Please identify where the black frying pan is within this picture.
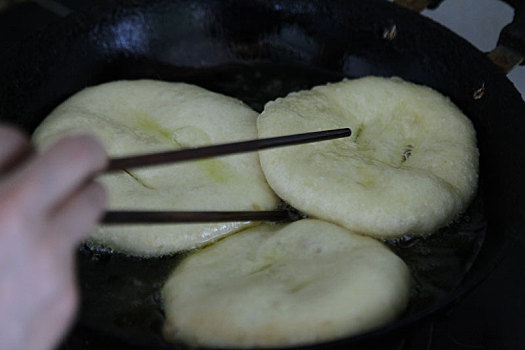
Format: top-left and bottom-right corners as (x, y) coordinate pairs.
(1, 0), (525, 349)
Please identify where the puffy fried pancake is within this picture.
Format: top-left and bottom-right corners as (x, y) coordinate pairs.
(257, 77), (478, 238)
(33, 80), (279, 257)
(162, 219), (410, 347)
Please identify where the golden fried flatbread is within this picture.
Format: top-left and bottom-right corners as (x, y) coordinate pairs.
(33, 80), (279, 257)
(257, 77), (478, 238)
(162, 219), (410, 347)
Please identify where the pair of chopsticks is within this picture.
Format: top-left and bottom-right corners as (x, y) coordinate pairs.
(102, 128), (351, 224)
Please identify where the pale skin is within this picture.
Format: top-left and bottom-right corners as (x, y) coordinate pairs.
(0, 125), (108, 350)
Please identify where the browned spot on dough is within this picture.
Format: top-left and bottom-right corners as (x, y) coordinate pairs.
(248, 264), (273, 275)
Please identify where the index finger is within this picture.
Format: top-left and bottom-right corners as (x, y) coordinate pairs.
(22, 135), (108, 214)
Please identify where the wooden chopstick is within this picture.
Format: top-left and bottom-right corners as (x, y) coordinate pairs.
(102, 210), (292, 224)
(102, 128), (350, 224)
(105, 128), (351, 172)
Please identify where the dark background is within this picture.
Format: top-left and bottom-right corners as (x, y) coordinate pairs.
(1, 1), (524, 349)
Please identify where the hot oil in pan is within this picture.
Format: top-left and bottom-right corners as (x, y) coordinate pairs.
(386, 193), (486, 314)
(76, 63), (487, 347)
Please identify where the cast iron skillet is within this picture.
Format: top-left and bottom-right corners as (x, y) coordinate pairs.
(1, 0), (525, 349)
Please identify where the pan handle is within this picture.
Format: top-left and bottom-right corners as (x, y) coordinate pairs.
(394, 0), (525, 74)
(489, 0), (525, 73)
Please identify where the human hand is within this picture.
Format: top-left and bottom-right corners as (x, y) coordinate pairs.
(0, 125), (107, 350)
